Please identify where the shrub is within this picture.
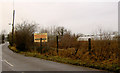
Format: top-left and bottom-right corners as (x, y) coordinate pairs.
(15, 21), (36, 51)
(2, 34), (5, 43)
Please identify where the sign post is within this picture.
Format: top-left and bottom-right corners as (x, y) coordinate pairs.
(34, 33), (47, 53)
(34, 33), (47, 42)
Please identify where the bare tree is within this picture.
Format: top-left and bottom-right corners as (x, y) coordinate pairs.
(54, 26), (67, 36)
(98, 27), (103, 40)
(15, 21), (37, 51)
(1, 30), (6, 43)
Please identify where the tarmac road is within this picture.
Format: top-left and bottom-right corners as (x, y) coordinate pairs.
(1, 42), (111, 73)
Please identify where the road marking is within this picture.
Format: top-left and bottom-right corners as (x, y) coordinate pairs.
(4, 60), (14, 67)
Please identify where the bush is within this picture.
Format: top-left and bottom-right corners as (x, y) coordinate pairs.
(8, 33), (15, 46)
(15, 21), (36, 51)
(2, 34), (5, 43)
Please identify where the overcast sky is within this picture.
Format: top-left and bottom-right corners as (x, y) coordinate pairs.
(0, 0), (119, 34)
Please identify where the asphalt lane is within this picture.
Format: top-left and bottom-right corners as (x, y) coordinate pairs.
(2, 42), (111, 73)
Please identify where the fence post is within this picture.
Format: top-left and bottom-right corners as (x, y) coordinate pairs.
(88, 38), (91, 55)
(40, 38), (42, 54)
(56, 36), (58, 55)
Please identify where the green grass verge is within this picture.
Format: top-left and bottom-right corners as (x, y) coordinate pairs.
(8, 45), (120, 72)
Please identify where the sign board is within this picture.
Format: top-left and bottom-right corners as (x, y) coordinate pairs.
(34, 33), (47, 42)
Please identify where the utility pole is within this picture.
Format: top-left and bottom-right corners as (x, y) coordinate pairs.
(12, 10), (15, 46)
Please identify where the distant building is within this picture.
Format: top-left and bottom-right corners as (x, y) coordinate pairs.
(77, 34), (117, 41)
(77, 35), (94, 41)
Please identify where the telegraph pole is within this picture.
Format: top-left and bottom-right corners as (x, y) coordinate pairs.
(12, 10), (15, 46)
(11, 0), (15, 46)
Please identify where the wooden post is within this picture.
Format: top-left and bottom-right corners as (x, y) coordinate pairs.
(118, 2), (120, 67)
(118, 35), (120, 67)
(40, 38), (42, 54)
(56, 36), (58, 55)
(88, 38), (91, 55)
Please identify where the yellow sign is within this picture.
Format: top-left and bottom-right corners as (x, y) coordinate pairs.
(34, 33), (47, 42)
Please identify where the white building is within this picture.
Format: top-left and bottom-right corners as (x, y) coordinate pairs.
(77, 34), (116, 41)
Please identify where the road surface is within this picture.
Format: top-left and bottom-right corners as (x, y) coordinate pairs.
(1, 42), (111, 73)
